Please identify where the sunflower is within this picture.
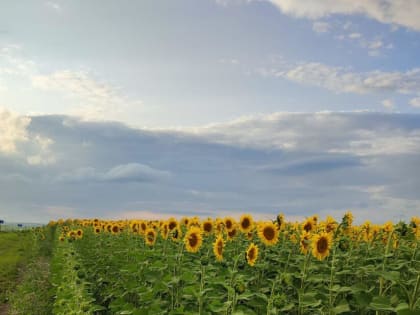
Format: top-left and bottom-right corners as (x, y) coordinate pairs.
(224, 217), (235, 231)
(227, 226), (238, 241)
(184, 227), (203, 253)
(302, 218), (315, 233)
(276, 213), (285, 230)
(215, 218), (224, 234)
(246, 231), (254, 241)
(145, 228), (157, 246)
(67, 230), (76, 240)
(161, 223), (169, 240)
(239, 214), (253, 233)
(181, 217), (190, 227)
(323, 216), (337, 234)
(257, 222), (279, 246)
(311, 232), (332, 260)
(59, 236), (65, 242)
(171, 227), (182, 242)
(342, 211), (354, 228)
(139, 221), (147, 234)
(111, 224), (120, 235)
(76, 229), (83, 239)
(94, 227), (101, 234)
(168, 217), (178, 231)
(213, 235), (224, 261)
(130, 222), (139, 234)
(246, 243), (259, 266)
(202, 218), (213, 235)
(300, 231), (311, 254)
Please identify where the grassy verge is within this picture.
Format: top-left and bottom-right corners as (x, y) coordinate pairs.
(0, 231), (33, 306)
(7, 226), (55, 315)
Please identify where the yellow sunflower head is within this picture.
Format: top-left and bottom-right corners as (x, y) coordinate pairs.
(302, 218), (315, 233)
(213, 235), (224, 261)
(145, 228), (157, 246)
(257, 221), (279, 246)
(181, 217), (190, 227)
(239, 214), (253, 233)
(161, 223), (169, 239)
(202, 219), (214, 235)
(342, 211), (354, 228)
(224, 217), (235, 231)
(94, 227), (101, 234)
(311, 232), (333, 260)
(171, 227), (182, 242)
(168, 217), (178, 231)
(300, 231), (311, 254)
(76, 229), (83, 239)
(184, 227), (203, 253)
(227, 225), (238, 241)
(276, 213), (285, 230)
(246, 243), (259, 266)
(111, 224), (120, 235)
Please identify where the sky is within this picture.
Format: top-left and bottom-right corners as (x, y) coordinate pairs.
(0, 0), (419, 223)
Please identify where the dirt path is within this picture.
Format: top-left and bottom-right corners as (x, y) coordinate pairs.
(0, 303), (9, 315)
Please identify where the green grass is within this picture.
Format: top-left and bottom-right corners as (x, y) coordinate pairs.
(0, 231), (33, 304)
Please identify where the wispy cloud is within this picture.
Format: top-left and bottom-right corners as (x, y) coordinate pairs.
(312, 21), (330, 33)
(32, 70), (142, 121)
(267, 0), (420, 31)
(44, 1), (62, 12)
(258, 61), (420, 100)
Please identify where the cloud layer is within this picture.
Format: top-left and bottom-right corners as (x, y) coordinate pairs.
(0, 112), (419, 223)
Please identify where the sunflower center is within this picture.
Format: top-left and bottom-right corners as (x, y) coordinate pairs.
(169, 222), (177, 230)
(112, 226), (119, 233)
(189, 233), (198, 247)
(248, 248), (255, 260)
(217, 241), (223, 255)
(226, 220), (232, 229)
(241, 218), (250, 229)
(228, 228), (237, 238)
(147, 232), (155, 242)
(317, 237), (328, 253)
(204, 222), (212, 232)
(304, 222), (312, 232)
(263, 227), (275, 240)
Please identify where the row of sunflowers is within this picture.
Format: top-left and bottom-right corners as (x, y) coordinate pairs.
(47, 213), (420, 314)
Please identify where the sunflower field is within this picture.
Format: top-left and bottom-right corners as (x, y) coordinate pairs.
(27, 213), (420, 314)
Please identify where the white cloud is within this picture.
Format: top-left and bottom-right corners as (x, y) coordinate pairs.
(58, 163), (171, 183)
(26, 135), (56, 166)
(175, 112), (420, 156)
(268, 0), (420, 31)
(409, 97), (420, 108)
(0, 107), (31, 154)
(45, 1), (61, 11)
(32, 70), (142, 121)
(312, 21), (330, 33)
(348, 32), (362, 39)
(381, 99), (394, 109)
(261, 61), (420, 97)
(103, 163), (171, 182)
(0, 107), (56, 165)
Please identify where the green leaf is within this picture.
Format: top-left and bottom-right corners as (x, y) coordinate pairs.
(333, 300), (350, 314)
(300, 293), (321, 307)
(369, 296), (395, 311)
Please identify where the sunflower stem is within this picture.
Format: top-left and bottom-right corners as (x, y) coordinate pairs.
(298, 251), (311, 315)
(328, 245), (337, 315)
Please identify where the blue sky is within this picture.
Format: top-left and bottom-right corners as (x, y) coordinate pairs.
(0, 0), (419, 223)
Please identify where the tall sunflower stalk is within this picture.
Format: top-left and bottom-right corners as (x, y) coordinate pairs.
(298, 250), (312, 315)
